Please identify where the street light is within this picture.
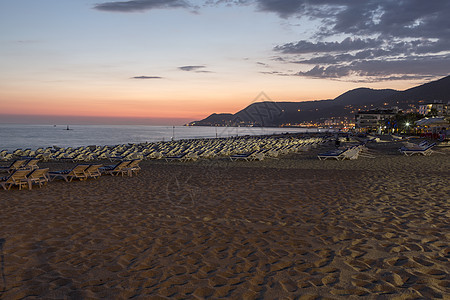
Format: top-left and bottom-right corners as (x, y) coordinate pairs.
(405, 122), (410, 134)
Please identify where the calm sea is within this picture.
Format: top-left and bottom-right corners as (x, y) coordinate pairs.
(0, 124), (332, 151)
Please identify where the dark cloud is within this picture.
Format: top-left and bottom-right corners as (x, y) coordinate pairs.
(205, 0), (250, 6)
(255, 0), (450, 39)
(294, 56), (450, 81)
(277, 38), (450, 80)
(296, 65), (352, 79)
(291, 41), (443, 65)
(256, 0), (306, 18)
(179, 65), (207, 71)
(94, 0), (191, 12)
(266, 0), (450, 80)
(131, 76), (163, 79)
(275, 37), (381, 54)
(353, 57), (450, 78)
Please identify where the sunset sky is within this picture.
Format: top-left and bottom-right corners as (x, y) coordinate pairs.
(1, 0), (449, 125)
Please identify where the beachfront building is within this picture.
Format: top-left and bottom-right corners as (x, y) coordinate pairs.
(355, 107), (398, 131)
(418, 101), (449, 116)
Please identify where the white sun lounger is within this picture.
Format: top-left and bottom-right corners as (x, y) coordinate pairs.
(317, 149), (348, 160)
(399, 142), (436, 156)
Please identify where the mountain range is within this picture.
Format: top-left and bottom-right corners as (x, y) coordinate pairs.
(188, 75), (450, 127)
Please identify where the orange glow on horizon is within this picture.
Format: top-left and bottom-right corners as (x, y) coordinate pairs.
(1, 74), (427, 124)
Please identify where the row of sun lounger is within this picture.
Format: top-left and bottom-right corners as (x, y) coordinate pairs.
(0, 160), (141, 190)
(48, 159), (141, 182)
(317, 139), (438, 160)
(48, 164), (102, 182)
(3, 136), (438, 168)
(0, 136), (329, 163)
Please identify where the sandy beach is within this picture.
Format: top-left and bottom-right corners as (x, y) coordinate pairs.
(1, 140), (449, 299)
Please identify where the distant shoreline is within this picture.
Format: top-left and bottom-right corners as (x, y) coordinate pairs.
(0, 124), (336, 152)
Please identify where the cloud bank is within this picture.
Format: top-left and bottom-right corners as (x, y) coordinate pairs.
(265, 0), (450, 81)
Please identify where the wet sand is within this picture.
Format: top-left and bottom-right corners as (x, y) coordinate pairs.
(0, 141), (449, 298)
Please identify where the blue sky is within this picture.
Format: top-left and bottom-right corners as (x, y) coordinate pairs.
(1, 0), (449, 124)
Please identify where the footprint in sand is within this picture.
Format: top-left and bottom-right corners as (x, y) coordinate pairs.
(280, 279), (298, 292)
(313, 258), (331, 268)
(321, 274), (339, 286)
(193, 286), (215, 298)
(351, 279), (375, 289)
(385, 256), (412, 267)
(350, 248), (367, 259)
(404, 242), (425, 252)
(330, 287), (369, 296)
(412, 256), (434, 267)
(426, 268), (447, 279)
(345, 259), (371, 272)
(208, 275), (228, 288)
(380, 271), (407, 287)
(413, 285), (444, 299)
(213, 285), (235, 298)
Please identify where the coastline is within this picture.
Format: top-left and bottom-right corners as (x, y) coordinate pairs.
(0, 140), (449, 298)
(0, 124), (332, 152)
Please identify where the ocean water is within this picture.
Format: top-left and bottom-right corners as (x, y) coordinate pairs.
(0, 124), (332, 151)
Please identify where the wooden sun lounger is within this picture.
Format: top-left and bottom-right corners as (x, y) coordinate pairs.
(21, 158), (40, 170)
(48, 164), (90, 182)
(229, 150), (254, 161)
(0, 169), (31, 190)
(84, 164), (103, 179)
(0, 159), (28, 173)
(123, 159), (141, 176)
(27, 168), (49, 189)
(164, 153), (187, 162)
(100, 161), (131, 176)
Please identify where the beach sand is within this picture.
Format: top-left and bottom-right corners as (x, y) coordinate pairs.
(0, 141), (449, 298)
